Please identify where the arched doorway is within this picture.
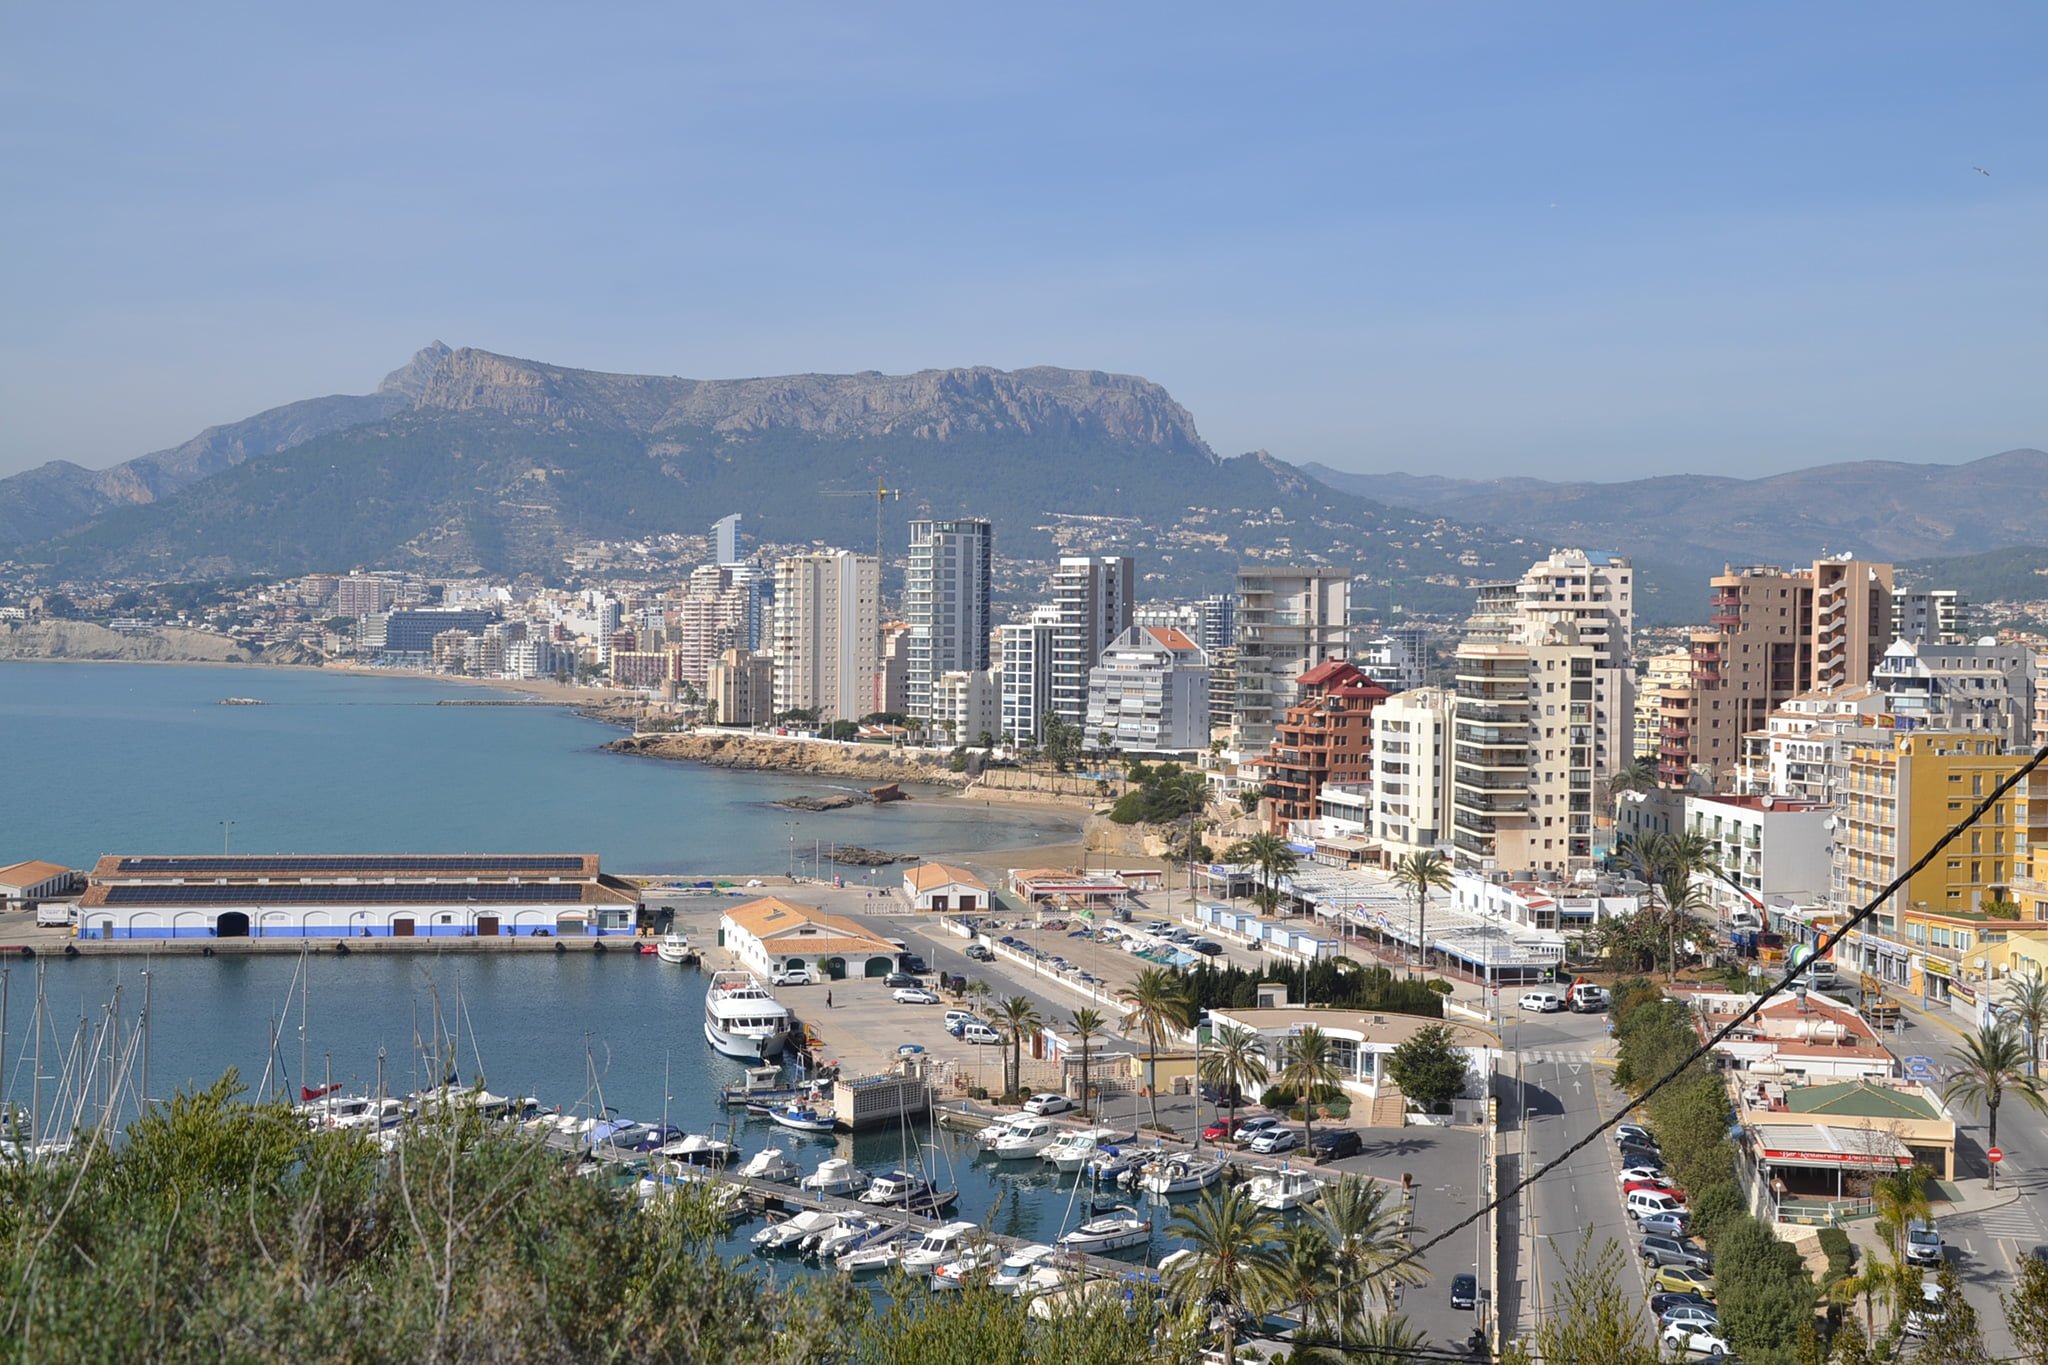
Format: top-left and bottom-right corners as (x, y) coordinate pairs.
(216, 911), (251, 938)
(821, 957), (847, 980)
(863, 956), (893, 978)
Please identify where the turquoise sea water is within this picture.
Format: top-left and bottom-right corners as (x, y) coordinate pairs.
(0, 661), (1072, 872)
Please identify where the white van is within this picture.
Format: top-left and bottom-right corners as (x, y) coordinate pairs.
(34, 903), (77, 929)
(1627, 1189), (1686, 1221)
(1519, 989), (1565, 1013)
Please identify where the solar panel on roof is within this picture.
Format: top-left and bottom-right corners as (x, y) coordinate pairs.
(112, 855), (587, 876)
(101, 883), (587, 906)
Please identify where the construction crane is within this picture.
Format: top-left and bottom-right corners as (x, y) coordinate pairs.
(821, 476), (904, 563)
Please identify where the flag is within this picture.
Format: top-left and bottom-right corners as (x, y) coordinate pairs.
(300, 1082), (341, 1102)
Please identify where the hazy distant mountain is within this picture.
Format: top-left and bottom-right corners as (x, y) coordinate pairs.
(0, 345), (445, 545)
(16, 346), (1523, 610)
(1301, 449), (2048, 569)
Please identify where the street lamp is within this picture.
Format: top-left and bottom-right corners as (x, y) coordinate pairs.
(220, 819), (234, 855)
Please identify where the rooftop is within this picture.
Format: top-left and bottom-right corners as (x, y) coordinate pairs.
(0, 860), (73, 887)
(904, 863), (988, 892)
(1780, 1079), (1942, 1121)
(1211, 1005), (1499, 1051)
(722, 897), (901, 952)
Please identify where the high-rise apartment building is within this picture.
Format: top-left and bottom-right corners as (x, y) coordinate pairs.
(998, 607), (1060, 744)
(1047, 556), (1134, 726)
(1451, 620), (1603, 874)
(1893, 589), (1964, 646)
(1262, 661), (1390, 831)
(905, 519), (993, 725)
(1233, 565), (1352, 751)
(1370, 686), (1456, 858)
(708, 648), (774, 727)
(772, 551), (880, 723)
(1470, 550), (1634, 782)
(711, 513), (743, 567)
(1355, 625), (1430, 694)
(1875, 639), (2038, 749)
(1659, 557), (1894, 791)
(1084, 626), (1211, 754)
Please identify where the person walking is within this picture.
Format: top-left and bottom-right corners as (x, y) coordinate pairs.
(826, 990), (833, 1008)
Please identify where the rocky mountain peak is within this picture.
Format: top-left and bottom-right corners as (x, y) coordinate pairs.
(376, 341), (455, 399)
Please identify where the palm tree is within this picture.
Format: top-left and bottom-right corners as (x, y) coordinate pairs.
(1942, 1022), (2048, 1189)
(1617, 830), (1716, 979)
(1871, 1165), (1932, 1263)
(1165, 1186), (1283, 1365)
(1260, 1221), (1335, 1328)
(1312, 1174), (1425, 1314)
(1118, 966), (1193, 1133)
(991, 995), (1044, 1101)
(1278, 1025), (1344, 1153)
(1069, 1006), (1106, 1115)
(1389, 850), (1453, 978)
(1199, 1024), (1270, 1141)
(1285, 1310), (1430, 1365)
(2002, 974), (2048, 1077)
(1225, 832), (1297, 916)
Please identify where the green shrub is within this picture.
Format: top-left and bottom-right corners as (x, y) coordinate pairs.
(1260, 1084), (1299, 1109)
(1815, 1226), (1854, 1287)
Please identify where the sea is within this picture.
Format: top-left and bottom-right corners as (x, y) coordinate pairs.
(0, 662), (1157, 1263)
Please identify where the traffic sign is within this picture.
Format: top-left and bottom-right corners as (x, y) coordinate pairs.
(1990, 1147), (2004, 1164)
(1902, 1055), (1938, 1083)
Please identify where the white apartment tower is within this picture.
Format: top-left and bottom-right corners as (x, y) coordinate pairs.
(711, 513), (742, 566)
(1488, 550), (1634, 783)
(1232, 565), (1352, 752)
(1370, 686), (1455, 857)
(999, 607), (1061, 744)
(1084, 625), (1212, 753)
(905, 519), (994, 725)
(772, 551), (880, 723)
(1050, 556), (1135, 726)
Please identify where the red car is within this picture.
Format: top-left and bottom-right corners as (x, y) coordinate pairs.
(1624, 1178), (1687, 1201)
(1201, 1119), (1234, 1142)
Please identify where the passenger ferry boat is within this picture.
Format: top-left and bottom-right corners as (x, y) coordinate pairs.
(703, 971), (794, 1059)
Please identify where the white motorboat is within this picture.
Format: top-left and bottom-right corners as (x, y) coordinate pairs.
(857, 1170), (931, 1206)
(703, 970), (794, 1059)
(753, 1208), (839, 1252)
(808, 1216), (889, 1260)
(977, 1113), (1031, 1150)
(931, 1243), (1005, 1289)
(1039, 1128), (1117, 1172)
(328, 1097), (409, 1133)
(661, 1132), (739, 1167)
(900, 1221), (981, 1272)
(801, 1157), (870, 1198)
(1056, 1206), (1151, 1256)
(838, 1233), (909, 1275)
(1247, 1166), (1322, 1212)
(736, 1147), (800, 1184)
(989, 1243), (1061, 1295)
(769, 1102), (838, 1134)
(1087, 1147), (1144, 1185)
(656, 934), (694, 964)
(990, 1116), (1060, 1160)
(1140, 1154), (1225, 1197)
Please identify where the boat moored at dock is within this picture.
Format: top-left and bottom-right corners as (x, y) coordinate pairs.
(703, 971), (794, 1059)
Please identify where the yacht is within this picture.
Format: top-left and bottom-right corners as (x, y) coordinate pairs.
(703, 971), (794, 1059)
(1087, 1146), (1145, 1186)
(808, 1216), (890, 1260)
(990, 1116), (1060, 1160)
(661, 1132), (739, 1167)
(931, 1243), (1005, 1289)
(656, 934), (694, 965)
(837, 1232), (910, 1275)
(753, 1208), (838, 1252)
(900, 1221), (980, 1273)
(1140, 1154), (1225, 1197)
(989, 1243), (1061, 1295)
(977, 1113), (1031, 1150)
(800, 1157), (870, 1198)
(769, 1102), (837, 1134)
(736, 1147), (800, 1183)
(1056, 1206), (1151, 1255)
(1246, 1166), (1322, 1212)
(1039, 1128), (1116, 1172)
(858, 1169), (932, 1206)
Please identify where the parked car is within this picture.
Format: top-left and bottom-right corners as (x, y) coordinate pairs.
(1661, 1322), (1731, 1358)
(1624, 1178), (1687, 1201)
(1618, 1142), (1664, 1167)
(884, 972), (922, 989)
(1231, 1116), (1281, 1145)
(1649, 1266), (1716, 1300)
(1905, 1218), (1944, 1266)
(1638, 1211), (1693, 1239)
(1628, 1189), (1689, 1222)
(1640, 1235), (1711, 1270)
(902, 955), (930, 974)
(892, 987), (939, 1005)
(1660, 1304), (1720, 1331)
(1247, 1127), (1302, 1154)
(1449, 1273), (1477, 1310)
(964, 944), (995, 962)
(1201, 1118), (1235, 1142)
(1649, 1291), (1712, 1318)
(1903, 1281), (1946, 1336)
(1307, 1129), (1362, 1161)
(770, 964), (815, 987)
(1618, 1164), (1666, 1185)
(960, 1022), (1002, 1045)
(1190, 939), (1225, 956)
(1615, 1123), (1657, 1149)
(1023, 1092), (1075, 1117)
(1518, 989), (1565, 1013)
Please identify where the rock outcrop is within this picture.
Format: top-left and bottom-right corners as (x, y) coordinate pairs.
(0, 619), (253, 663)
(605, 732), (968, 787)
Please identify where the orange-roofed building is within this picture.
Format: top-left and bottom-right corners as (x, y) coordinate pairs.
(718, 897), (908, 980)
(1261, 661), (1391, 832)
(1083, 624), (1211, 754)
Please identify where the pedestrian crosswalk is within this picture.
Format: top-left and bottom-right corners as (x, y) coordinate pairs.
(1522, 1049), (1602, 1067)
(1957, 1201), (2045, 1242)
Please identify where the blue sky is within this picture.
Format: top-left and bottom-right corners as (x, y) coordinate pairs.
(1, 3), (2041, 481)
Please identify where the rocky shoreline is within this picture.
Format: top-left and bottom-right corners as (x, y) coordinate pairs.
(603, 731), (969, 787)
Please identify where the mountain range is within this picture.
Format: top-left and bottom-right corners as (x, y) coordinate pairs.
(1300, 450), (2048, 574)
(0, 346), (1518, 613)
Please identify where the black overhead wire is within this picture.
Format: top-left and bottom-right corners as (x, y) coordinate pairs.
(1251, 739), (2048, 1341)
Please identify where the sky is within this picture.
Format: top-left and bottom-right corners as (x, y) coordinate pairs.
(1, 3), (2042, 483)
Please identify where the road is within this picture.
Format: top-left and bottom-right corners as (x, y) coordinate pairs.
(1497, 1002), (1659, 1350)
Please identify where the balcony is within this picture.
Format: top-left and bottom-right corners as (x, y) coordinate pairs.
(1710, 611), (1742, 629)
(1457, 724), (1527, 745)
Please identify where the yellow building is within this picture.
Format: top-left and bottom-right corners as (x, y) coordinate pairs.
(1840, 731), (2039, 1001)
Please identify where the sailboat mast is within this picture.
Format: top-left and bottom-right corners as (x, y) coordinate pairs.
(139, 967), (151, 1117)
(30, 963), (44, 1143)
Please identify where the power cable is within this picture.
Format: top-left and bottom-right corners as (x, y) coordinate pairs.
(1254, 739), (2048, 1339)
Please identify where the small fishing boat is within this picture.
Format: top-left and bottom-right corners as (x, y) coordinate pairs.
(837, 1232), (910, 1275)
(769, 1102), (838, 1134)
(990, 1116), (1060, 1160)
(808, 1216), (889, 1260)
(1040, 1128), (1117, 1172)
(900, 1221), (980, 1273)
(655, 934), (695, 965)
(977, 1113), (1031, 1150)
(989, 1244), (1062, 1295)
(1086, 1146), (1145, 1186)
(1140, 1154), (1225, 1197)
(661, 1132), (739, 1167)
(800, 1157), (870, 1198)
(931, 1243), (1005, 1289)
(736, 1147), (800, 1183)
(753, 1208), (839, 1252)
(857, 1169), (931, 1206)
(1246, 1166), (1322, 1213)
(1056, 1206), (1151, 1256)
